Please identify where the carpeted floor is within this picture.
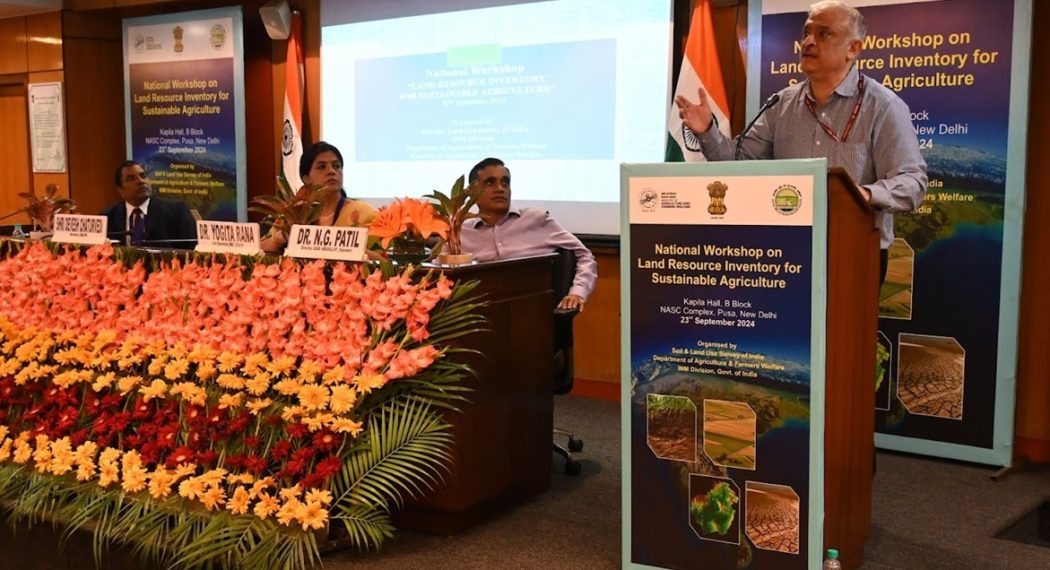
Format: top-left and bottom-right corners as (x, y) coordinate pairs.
(323, 396), (1050, 570)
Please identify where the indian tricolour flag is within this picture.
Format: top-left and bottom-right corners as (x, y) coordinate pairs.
(281, 12), (304, 190)
(666, 0), (731, 162)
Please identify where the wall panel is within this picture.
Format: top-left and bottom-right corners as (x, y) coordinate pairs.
(0, 84), (31, 226)
(26, 12), (63, 73)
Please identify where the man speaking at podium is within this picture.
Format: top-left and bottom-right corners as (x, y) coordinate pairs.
(102, 160), (197, 249)
(675, 0), (927, 283)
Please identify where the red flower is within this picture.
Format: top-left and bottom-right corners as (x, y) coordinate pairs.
(196, 449), (217, 467)
(244, 454), (268, 474)
(315, 456), (342, 478)
(311, 430), (340, 452)
(286, 423), (308, 440)
(270, 440), (291, 461)
(166, 446), (196, 468)
(243, 436), (261, 450)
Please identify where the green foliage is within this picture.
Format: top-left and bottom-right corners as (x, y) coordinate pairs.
(248, 177), (339, 240)
(423, 175), (481, 255)
(647, 394), (695, 414)
(875, 340), (890, 392)
(690, 482), (738, 536)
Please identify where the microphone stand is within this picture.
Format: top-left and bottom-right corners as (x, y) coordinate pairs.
(735, 93), (781, 161)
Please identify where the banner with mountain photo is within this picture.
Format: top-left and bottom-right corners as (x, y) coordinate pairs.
(124, 7), (247, 221)
(621, 160), (826, 569)
(758, 0), (1032, 466)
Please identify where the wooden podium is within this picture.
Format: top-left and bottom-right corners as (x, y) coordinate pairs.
(393, 254), (556, 534)
(823, 167), (880, 570)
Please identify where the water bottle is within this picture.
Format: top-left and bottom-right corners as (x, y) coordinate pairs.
(823, 548), (842, 570)
(10, 224), (27, 239)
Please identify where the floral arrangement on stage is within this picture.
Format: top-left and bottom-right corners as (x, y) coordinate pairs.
(0, 240), (484, 569)
(368, 198), (449, 264)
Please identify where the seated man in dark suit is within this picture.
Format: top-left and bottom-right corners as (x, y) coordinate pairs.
(102, 160), (197, 249)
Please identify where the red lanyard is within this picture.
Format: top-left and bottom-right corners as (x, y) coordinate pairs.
(804, 74), (866, 143)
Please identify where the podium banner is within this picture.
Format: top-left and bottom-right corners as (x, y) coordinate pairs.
(622, 160), (827, 569)
(123, 7), (247, 221)
(759, 0), (1032, 466)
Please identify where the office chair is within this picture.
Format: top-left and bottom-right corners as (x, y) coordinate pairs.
(552, 249), (584, 475)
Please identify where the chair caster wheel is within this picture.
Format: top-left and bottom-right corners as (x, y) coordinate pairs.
(564, 459), (581, 475)
(568, 438), (584, 452)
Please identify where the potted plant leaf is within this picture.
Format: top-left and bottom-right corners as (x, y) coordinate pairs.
(249, 176), (339, 253)
(424, 175), (481, 266)
(0, 183), (77, 236)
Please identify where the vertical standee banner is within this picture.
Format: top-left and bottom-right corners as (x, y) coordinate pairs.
(622, 160), (826, 569)
(124, 8), (247, 221)
(759, 0), (1031, 466)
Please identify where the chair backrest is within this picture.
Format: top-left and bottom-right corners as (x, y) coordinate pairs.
(552, 249), (578, 394)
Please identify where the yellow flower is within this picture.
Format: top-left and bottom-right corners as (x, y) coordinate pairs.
(32, 434), (52, 471)
(163, 358), (190, 380)
(196, 360), (217, 382)
(148, 468), (177, 499)
(178, 478), (205, 500)
(246, 398), (273, 415)
(139, 379), (169, 402)
(303, 413), (333, 432)
(298, 385), (329, 411)
(253, 492), (279, 519)
(98, 463), (119, 487)
(322, 367), (347, 385)
(280, 405), (304, 422)
(200, 485), (226, 511)
(76, 461), (97, 481)
(305, 489), (333, 506)
(296, 500), (329, 531)
(276, 497), (301, 526)
(353, 373), (387, 395)
(92, 372), (117, 392)
(273, 378), (304, 396)
(52, 370), (82, 388)
(122, 452), (148, 493)
(242, 352), (268, 376)
(245, 372), (272, 396)
(217, 351), (243, 372)
(217, 373), (246, 390)
(278, 485), (302, 501)
(147, 356), (168, 376)
(188, 344), (218, 364)
(116, 375), (143, 395)
(48, 437), (75, 475)
(218, 392), (244, 410)
(73, 441), (99, 463)
(328, 385), (358, 414)
(297, 360), (322, 384)
(168, 341), (189, 360)
(266, 355), (296, 377)
(228, 473), (255, 485)
(198, 468), (228, 487)
(227, 486), (251, 515)
(330, 418), (365, 437)
(174, 463), (198, 479)
(0, 439), (12, 462)
(249, 477), (274, 499)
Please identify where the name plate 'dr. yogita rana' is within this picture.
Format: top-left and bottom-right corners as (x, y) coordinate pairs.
(285, 224), (368, 261)
(195, 220), (261, 255)
(52, 214), (108, 245)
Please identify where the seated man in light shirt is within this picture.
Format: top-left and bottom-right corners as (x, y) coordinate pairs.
(461, 157), (597, 311)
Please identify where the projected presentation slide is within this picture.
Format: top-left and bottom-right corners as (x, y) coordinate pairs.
(321, 0), (672, 233)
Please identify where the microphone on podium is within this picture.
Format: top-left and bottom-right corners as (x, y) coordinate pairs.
(735, 93), (781, 161)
